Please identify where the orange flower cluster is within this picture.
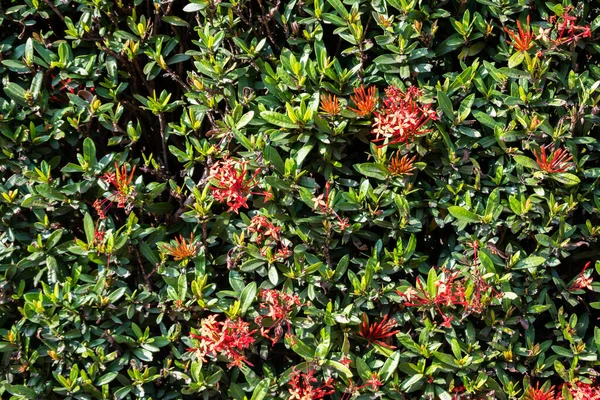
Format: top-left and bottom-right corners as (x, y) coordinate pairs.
(348, 85), (378, 117)
(188, 315), (256, 368)
(372, 86), (437, 147)
(523, 383), (555, 400)
(93, 162), (137, 220)
(533, 144), (573, 173)
(388, 153), (416, 176)
(162, 233), (197, 261)
(255, 289), (303, 345)
(505, 15), (535, 51)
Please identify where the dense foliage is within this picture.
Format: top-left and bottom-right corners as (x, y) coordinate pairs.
(1, 0), (600, 399)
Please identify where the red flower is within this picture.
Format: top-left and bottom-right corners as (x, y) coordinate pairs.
(287, 367), (335, 400)
(523, 382), (555, 400)
(556, 382), (600, 400)
(208, 157), (267, 213)
(255, 289), (303, 345)
(348, 85), (378, 117)
(570, 261), (593, 291)
(505, 15), (535, 51)
(162, 234), (197, 261)
(248, 215), (281, 243)
(358, 313), (400, 349)
(365, 373), (383, 391)
(93, 163), (137, 219)
(188, 315), (256, 368)
(533, 144), (573, 173)
(550, 6), (593, 47)
(320, 93), (341, 116)
(372, 86), (437, 147)
(396, 269), (468, 328)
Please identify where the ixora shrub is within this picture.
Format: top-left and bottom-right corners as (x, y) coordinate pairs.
(2, 0), (600, 398)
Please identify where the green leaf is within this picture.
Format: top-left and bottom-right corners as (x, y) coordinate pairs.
(83, 137), (96, 170)
(288, 336), (315, 359)
(513, 155), (540, 170)
(326, 0), (348, 19)
(250, 378), (270, 400)
(514, 256), (546, 270)
(473, 110), (498, 129)
(161, 16), (190, 27)
(354, 163), (389, 180)
(380, 351), (401, 382)
(264, 145), (285, 174)
(551, 173), (580, 186)
(4, 82), (29, 107)
(96, 371), (119, 386)
(448, 206), (480, 223)
(240, 281), (257, 314)
(260, 111), (299, 129)
(437, 90), (454, 121)
(84, 212), (95, 243)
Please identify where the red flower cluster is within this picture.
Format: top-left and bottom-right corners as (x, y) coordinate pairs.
(312, 181), (350, 231)
(557, 382), (600, 400)
(533, 144), (573, 173)
(358, 313), (400, 349)
(248, 215), (281, 243)
(162, 234), (197, 261)
(372, 86), (437, 147)
(550, 6), (592, 47)
(287, 367), (335, 400)
(388, 152), (416, 176)
(208, 158), (270, 214)
(523, 383), (555, 400)
(93, 163), (137, 220)
(397, 269), (468, 328)
(505, 15), (535, 52)
(188, 315), (256, 368)
(255, 289), (303, 345)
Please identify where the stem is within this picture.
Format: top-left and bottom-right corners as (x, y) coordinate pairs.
(158, 112), (169, 169)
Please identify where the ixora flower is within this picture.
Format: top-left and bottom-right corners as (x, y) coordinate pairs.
(557, 382), (600, 400)
(372, 86), (437, 147)
(523, 382), (555, 400)
(504, 15), (535, 51)
(533, 144), (573, 173)
(287, 367), (335, 400)
(255, 289), (303, 345)
(570, 261), (593, 291)
(357, 313), (400, 349)
(208, 157), (270, 214)
(348, 85), (378, 117)
(319, 93), (341, 116)
(388, 152), (417, 176)
(187, 315), (256, 368)
(161, 233), (197, 261)
(549, 6), (593, 47)
(93, 162), (137, 219)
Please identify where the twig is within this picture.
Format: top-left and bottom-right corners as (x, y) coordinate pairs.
(157, 112), (169, 169)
